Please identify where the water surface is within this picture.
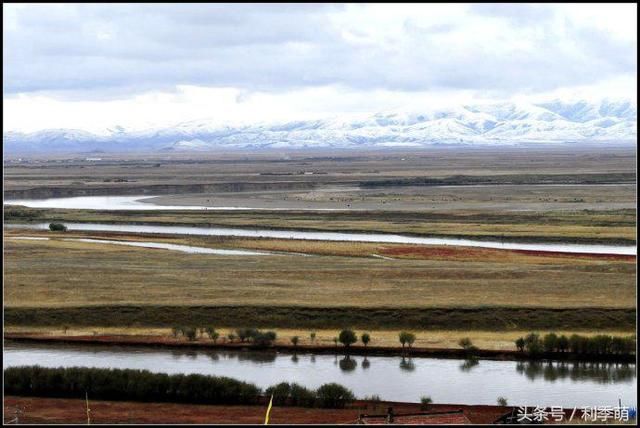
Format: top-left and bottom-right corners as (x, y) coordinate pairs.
(4, 342), (636, 408)
(6, 222), (636, 255)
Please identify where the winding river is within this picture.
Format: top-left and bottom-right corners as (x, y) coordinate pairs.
(4, 342), (636, 408)
(6, 222), (636, 256)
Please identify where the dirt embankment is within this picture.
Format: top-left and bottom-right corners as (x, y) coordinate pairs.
(4, 181), (317, 199)
(5, 334), (635, 363)
(3, 396), (511, 424)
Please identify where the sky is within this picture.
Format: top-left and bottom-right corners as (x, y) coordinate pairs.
(3, 3), (637, 134)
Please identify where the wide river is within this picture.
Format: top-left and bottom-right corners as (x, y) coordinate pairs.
(4, 342), (636, 408)
(6, 222), (636, 256)
(6, 195), (636, 255)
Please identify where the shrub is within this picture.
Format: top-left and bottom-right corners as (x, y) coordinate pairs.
(4, 366), (261, 405)
(184, 327), (197, 341)
(171, 327), (181, 338)
(361, 333), (371, 347)
(543, 333), (559, 352)
(205, 327), (219, 343)
(227, 333), (236, 343)
(497, 396), (508, 406)
(289, 383), (317, 407)
(515, 337), (525, 352)
(265, 382), (291, 406)
(310, 332), (316, 343)
(251, 330), (277, 347)
(420, 395), (433, 410)
(316, 383), (355, 408)
(399, 331), (416, 348)
(524, 333), (542, 355)
(339, 329), (357, 348)
(48, 223), (67, 232)
(291, 336), (299, 347)
(557, 335), (569, 352)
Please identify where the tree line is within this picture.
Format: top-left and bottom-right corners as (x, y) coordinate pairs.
(515, 333), (635, 356)
(4, 366), (356, 409)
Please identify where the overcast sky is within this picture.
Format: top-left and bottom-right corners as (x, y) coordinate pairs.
(3, 3), (637, 133)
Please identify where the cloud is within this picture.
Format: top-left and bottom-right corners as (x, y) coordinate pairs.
(3, 3), (636, 97)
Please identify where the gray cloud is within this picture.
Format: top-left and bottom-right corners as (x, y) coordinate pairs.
(3, 4), (636, 98)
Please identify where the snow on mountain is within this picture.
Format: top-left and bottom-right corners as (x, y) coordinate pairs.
(4, 99), (636, 154)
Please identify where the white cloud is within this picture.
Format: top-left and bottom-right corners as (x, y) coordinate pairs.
(2, 3), (636, 132)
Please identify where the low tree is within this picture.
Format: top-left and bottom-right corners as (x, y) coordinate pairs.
(557, 335), (569, 353)
(543, 333), (559, 353)
(62, 325), (69, 335)
(184, 327), (198, 341)
(171, 326), (181, 338)
(420, 396), (433, 411)
(291, 336), (299, 348)
(361, 333), (371, 347)
(524, 333), (543, 355)
(228, 332), (237, 343)
(515, 337), (525, 352)
(316, 383), (355, 409)
(49, 223), (67, 232)
(338, 329), (357, 348)
(310, 332), (316, 344)
(332, 337), (338, 347)
(497, 397), (508, 406)
(205, 327), (219, 343)
(399, 331), (416, 349)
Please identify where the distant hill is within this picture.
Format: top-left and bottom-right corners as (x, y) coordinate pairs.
(4, 99), (636, 154)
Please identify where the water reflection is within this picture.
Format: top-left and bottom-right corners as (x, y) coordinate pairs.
(399, 357), (416, 372)
(4, 342), (636, 407)
(339, 356), (357, 372)
(459, 358), (480, 372)
(362, 357), (371, 370)
(515, 361), (636, 383)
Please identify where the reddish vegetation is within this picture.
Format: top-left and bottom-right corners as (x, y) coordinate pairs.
(3, 396), (510, 424)
(380, 245), (635, 262)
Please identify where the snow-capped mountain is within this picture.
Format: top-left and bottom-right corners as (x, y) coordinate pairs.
(4, 99), (636, 154)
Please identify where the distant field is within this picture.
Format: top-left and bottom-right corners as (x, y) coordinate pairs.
(4, 231), (635, 330)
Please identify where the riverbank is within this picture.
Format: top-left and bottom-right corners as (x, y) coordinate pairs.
(5, 333), (635, 363)
(3, 395), (512, 424)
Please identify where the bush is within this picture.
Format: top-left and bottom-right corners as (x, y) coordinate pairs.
(557, 335), (569, 352)
(524, 333), (543, 355)
(184, 327), (197, 341)
(291, 336), (299, 347)
(4, 366), (261, 405)
(361, 333), (371, 347)
(515, 337), (525, 352)
(420, 395), (433, 410)
(399, 331), (416, 348)
(251, 330), (277, 347)
(205, 327), (219, 343)
(316, 383), (355, 408)
(289, 383), (317, 407)
(265, 382), (291, 406)
(497, 396), (508, 406)
(338, 329), (357, 348)
(543, 333), (559, 352)
(310, 332), (316, 343)
(48, 223), (67, 232)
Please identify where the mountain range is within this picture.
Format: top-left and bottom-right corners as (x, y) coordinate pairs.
(4, 99), (637, 154)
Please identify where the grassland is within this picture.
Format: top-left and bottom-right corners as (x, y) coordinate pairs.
(3, 148), (636, 345)
(4, 231), (635, 331)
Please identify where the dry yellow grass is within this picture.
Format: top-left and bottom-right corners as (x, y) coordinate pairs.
(3, 233), (635, 309)
(4, 325), (634, 351)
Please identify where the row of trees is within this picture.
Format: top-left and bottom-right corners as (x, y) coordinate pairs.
(169, 328), (425, 350)
(264, 382), (355, 408)
(4, 366), (356, 409)
(171, 327), (277, 346)
(515, 333), (635, 356)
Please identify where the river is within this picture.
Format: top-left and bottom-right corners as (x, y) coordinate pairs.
(6, 222), (636, 255)
(3, 342), (636, 408)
